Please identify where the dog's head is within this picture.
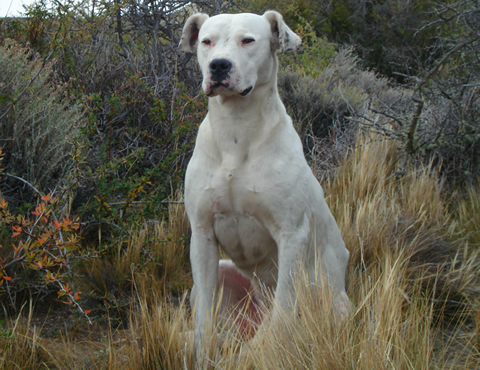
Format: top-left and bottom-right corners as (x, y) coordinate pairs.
(179, 11), (301, 98)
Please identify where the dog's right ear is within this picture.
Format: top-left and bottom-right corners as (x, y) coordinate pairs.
(179, 13), (210, 53)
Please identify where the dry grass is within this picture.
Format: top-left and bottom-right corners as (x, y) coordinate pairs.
(455, 186), (480, 248)
(327, 136), (479, 313)
(0, 304), (51, 369)
(1, 135), (479, 368)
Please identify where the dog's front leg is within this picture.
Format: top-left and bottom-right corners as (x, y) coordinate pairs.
(271, 217), (311, 324)
(190, 228), (219, 359)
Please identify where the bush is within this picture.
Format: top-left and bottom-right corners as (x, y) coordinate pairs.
(354, 70), (480, 185)
(0, 40), (83, 204)
(278, 46), (399, 178)
(0, 152), (88, 319)
(279, 47), (364, 140)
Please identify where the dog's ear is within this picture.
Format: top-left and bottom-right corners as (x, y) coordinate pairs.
(179, 13), (209, 53)
(263, 11), (301, 53)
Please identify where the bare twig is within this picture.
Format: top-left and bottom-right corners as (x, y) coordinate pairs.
(405, 98), (424, 155)
(414, 35), (479, 95)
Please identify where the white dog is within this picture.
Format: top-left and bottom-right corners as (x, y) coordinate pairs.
(179, 11), (351, 353)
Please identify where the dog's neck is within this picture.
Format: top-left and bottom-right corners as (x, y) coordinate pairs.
(206, 60), (287, 158)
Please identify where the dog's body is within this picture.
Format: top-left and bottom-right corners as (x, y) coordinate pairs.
(179, 11), (350, 352)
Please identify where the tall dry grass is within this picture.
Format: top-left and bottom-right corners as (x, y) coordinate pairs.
(455, 186), (480, 248)
(327, 136), (479, 313)
(1, 136), (479, 368)
(0, 304), (52, 369)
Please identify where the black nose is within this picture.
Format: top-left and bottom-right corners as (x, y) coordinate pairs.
(209, 58), (232, 81)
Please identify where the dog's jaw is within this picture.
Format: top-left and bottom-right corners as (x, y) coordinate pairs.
(205, 82), (254, 97)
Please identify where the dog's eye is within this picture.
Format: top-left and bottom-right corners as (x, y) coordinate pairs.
(202, 39), (211, 46)
(242, 38), (255, 45)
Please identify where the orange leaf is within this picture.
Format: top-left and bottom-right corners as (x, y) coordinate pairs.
(13, 244), (23, 256)
(3, 276), (12, 281)
(32, 202), (46, 217)
(12, 226), (22, 237)
(41, 195), (57, 204)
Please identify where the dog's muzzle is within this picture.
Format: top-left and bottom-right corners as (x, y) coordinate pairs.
(209, 58), (232, 82)
(206, 58), (253, 97)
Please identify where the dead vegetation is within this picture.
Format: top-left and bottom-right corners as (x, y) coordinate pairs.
(1, 135), (478, 369)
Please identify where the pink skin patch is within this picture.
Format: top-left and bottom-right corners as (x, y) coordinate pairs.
(218, 260), (263, 338)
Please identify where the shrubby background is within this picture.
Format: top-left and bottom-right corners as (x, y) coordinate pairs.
(0, 0), (479, 368)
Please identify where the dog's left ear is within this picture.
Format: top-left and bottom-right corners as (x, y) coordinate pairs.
(263, 11), (301, 53)
(179, 13), (210, 53)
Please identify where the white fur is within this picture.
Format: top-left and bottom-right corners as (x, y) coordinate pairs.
(179, 11), (351, 354)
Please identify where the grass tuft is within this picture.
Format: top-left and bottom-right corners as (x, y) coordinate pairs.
(326, 134), (480, 318)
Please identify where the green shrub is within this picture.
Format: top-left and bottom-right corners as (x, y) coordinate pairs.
(0, 2), (211, 232)
(72, 80), (205, 229)
(0, 40), (83, 204)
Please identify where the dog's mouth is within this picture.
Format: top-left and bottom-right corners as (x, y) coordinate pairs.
(206, 82), (253, 97)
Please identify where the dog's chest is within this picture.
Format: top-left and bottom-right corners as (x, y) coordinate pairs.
(207, 161), (277, 268)
(213, 211), (276, 268)
(207, 150), (260, 209)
